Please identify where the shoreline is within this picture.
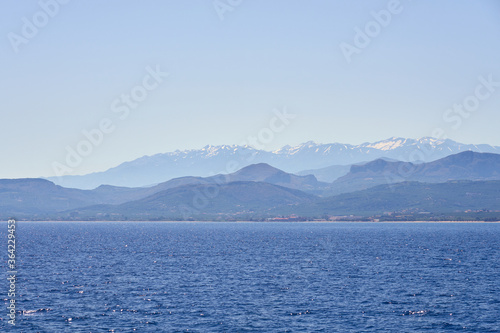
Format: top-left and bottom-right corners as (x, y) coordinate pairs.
(6, 220), (500, 223)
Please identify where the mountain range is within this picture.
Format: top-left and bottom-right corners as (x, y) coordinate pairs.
(283, 180), (500, 220)
(47, 137), (500, 189)
(327, 151), (500, 195)
(2, 150), (500, 221)
(0, 163), (324, 218)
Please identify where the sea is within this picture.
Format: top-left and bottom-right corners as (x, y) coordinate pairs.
(1, 222), (499, 332)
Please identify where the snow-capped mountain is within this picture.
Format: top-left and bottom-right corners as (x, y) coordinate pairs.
(47, 137), (500, 189)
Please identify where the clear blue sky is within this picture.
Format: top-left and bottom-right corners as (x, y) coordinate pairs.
(1, 0), (499, 178)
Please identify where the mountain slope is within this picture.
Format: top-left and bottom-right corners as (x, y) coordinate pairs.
(412, 150), (500, 181)
(0, 177), (211, 218)
(68, 181), (317, 219)
(284, 180), (500, 217)
(65, 180), (500, 220)
(0, 179), (100, 217)
(297, 164), (352, 183)
(92, 163), (327, 203)
(47, 137), (500, 189)
(328, 151), (500, 195)
(0, 163), (324, 218)
(216, 163), (327, 193)
(297, 158), (400, 182)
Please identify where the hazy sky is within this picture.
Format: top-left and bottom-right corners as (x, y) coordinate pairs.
(1, 0), (499, 178)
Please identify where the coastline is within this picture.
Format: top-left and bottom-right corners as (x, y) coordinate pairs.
(8, 220), (500, 223)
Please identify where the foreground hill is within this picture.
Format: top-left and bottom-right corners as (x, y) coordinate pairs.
(59, 180), (500, 221)
(67, 181), (317, 220)
(0, 179), (100, 217)
(286, 180), (500, 218)
(0, 163), (324, 219)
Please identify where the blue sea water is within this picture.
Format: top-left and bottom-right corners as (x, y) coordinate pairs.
(1, 222), (499, 332)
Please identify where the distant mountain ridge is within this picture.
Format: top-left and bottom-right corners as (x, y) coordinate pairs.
(0, 163), (323, 219)
(47, 137), (500, 189)
(297, 157), (399, 182)
(2, 151), (500, 221)
(328, 151), (500, 195)
(221, 163), (327, 194)
(73, 181), (317, 220)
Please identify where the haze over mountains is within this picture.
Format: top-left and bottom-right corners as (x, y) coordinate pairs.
(327, 151), (500, 195)
(285, 180), (500, 219)
(1, 163), (324, 218)
(47, 137), (500, 189)
(2, 149), (500, 221)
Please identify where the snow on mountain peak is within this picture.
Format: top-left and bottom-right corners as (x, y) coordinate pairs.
(365, 138), (406, 151)
(175, 137), (452, 158)
(48, 137), (500, 189)
(417, 137), (445, 146)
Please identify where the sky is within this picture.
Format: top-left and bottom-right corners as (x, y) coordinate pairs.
(1, 0), (499, 178)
